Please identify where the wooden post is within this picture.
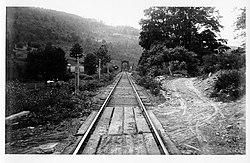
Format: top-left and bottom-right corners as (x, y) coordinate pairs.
(168, 62), (173, 76)
(77, 56), (80, 92)
(75, 58), (77, 94)
(75, 55), (80, 95)
(107, 63), (109, 74)
(121, 61), (122, 72)
(98, 59), (101, 79)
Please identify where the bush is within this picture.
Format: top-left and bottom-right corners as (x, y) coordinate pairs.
(211, 70), (245, 101)
(6, 81), (29, 116)
(79, 72), (116, 92)
(138, 46), (200, 77)
(101, 65), (116, 73)
(79, 80), (99, 91)
(148, 66), (162, 77)
(100, 73), (116, 82)
(6, 72), (118, 127)
(202, 52), (245, 74)
(202, 54), (220, 74)
(217, 52), (245, 70)
(132, 73), (161, 96)
(150, 83), (161, 96)
(6, 81), (92, 126)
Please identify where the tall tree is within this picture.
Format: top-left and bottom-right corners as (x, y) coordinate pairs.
(139, 7), (228, 58)
(26, 43), (67, 81)
(84, 53), (98, 75)
(96, 43), (110, 68)
(70, 43), (83, 59)
(234, 7), (246, 48)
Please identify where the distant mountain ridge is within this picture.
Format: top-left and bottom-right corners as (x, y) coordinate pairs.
(6, 7), (142, 65)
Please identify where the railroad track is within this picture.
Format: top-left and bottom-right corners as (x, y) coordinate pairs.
(72, 72), (169, 155)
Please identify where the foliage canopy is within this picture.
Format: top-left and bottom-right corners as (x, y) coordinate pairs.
(96, 43), (111, 68)
(26, 43), (67, 81)
(139, 7), (228, 57)
(84, 53), (98, 75)
(234, 7), (246, 47)
(70, 43), (83, 59)
(137, 7), (231, 78)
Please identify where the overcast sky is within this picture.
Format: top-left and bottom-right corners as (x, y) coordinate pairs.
(4, 0), (248, 46)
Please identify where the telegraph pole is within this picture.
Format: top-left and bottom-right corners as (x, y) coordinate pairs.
(74, 59), (77, 94)
(74, 57), (78, 95)
(70, 43), (83, 95)
(107, 63), (109, 74)
(98, 59), (101, 79)
(76, 56), (80, 93)
(75, 54), (83, 95)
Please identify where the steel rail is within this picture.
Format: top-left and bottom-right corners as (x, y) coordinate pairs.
(72, 72), (123, 154)
(126, 72), (169, 155)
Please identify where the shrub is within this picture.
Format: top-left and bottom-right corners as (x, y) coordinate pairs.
(138, 46), (200, 77)
(6, 81), (92, 126)
(202, 51), (245, 74)
(202, 54), (220, 73)
(132, 73), (161, 96)
(6, 72), (117, 127)
(101, 66), (116, 73)
(79, 72), (116, 92)
(217, 52), (245, 70)
(148, 65), (163, 77)
(149, 81), (161, 96)
(211, 70), (245, 101)
(168, 47), (199, 76)
(79, 80), (99, 91)
(6, 81), (29, 116)
(100, 73), (115, 82)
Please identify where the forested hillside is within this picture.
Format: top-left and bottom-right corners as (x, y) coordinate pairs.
(6, 7), (142, 65)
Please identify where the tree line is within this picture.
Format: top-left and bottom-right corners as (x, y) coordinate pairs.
(26, 42), (111, 82)
(137, 7), (245, 76)
(136, 7), (245, 100)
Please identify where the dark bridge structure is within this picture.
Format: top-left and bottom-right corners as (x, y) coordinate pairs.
(121, 60), (129, 72)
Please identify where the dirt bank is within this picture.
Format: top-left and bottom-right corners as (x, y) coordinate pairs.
(151, 77), (245, 154)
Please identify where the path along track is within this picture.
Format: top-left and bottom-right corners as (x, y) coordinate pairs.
(73, 72), (169, 155)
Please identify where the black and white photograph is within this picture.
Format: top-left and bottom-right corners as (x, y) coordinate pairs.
(1, 0), (249, 162)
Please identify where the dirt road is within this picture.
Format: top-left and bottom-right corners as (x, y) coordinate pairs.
(151, 77), (245, 154)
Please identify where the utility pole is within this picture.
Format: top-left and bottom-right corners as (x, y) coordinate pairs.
(98, 59), (101, 79)
(75, 54), (83, 95)
(70, 43), (83, 95)
(77, 56), (80, 93)
(74, 57), (78, 95)
(107, 63), (109, 74)
(74, 59), (77, 94)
